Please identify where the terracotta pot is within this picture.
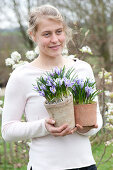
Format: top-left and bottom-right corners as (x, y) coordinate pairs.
(44, 95), (75, 129)
(74, 102), (97, 126)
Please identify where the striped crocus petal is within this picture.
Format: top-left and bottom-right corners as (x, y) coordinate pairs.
(54, 67), (60, 75)
(43, 76), (47, 81)
(50, 86), (56, 94)
(85, 85), (90, 93)
(39, 91), (45, 96)
(48, 76), (54, 83)
(80, 81), (84, 88)
(59, 79), (63, 86)
(40, 85), (46, 90)
(46, 80), (52, 86)
(50, 72), (54, 77)
(53, 81), (56, 86)
(85, 86), (94, 98)
(72, 86), (76, 91)
(69, 82), (75, 87)
(34, 86), (39, 91)
(64, 78), (71, 87)
(55, 78), (62, 86)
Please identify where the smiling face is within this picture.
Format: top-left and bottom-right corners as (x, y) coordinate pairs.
(33, 18), (66, 59)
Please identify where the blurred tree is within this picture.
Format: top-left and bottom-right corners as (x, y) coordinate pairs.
(0, 0), (113, 69)
(57, 0), (113, 70)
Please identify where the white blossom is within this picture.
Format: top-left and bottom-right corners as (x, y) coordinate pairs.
(19, 60), (29, 65)
(12, 61), (29, 70)
(0, 100), (3, 105)
(11, 51), (21, 62)
(34, 46), (39, 54)
(109, 92), (113, 98)
(5, 58), (15, 66)
(105, 76), (112, 84)
(104, 71), (112, 79)
(104, 91), (110, 96)
(105, 123), (113, 130)
(62, 47), (68, 55)
(105, 139), (113, 146)
(105, 102), (113, 118)
(106, 102), (113, 109)
(105, 91), (113, 98)
(107, 115), (113, 121)
(26, 51), (36, 60)
(12, 64), (21, 70)
(98, 70), (112, 79)
(27, 142), (31, 147)
(80, 46), (93, 55)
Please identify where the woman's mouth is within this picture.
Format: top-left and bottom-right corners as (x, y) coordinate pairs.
(49, 45), (61, 50)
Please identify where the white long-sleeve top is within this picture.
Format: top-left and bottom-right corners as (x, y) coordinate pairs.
(1, 58), (103, 170)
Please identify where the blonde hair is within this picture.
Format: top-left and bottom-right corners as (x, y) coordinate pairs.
(27, 4), (72, 44)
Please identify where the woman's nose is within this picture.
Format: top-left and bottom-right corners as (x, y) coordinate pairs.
(50, 34), (58, 43)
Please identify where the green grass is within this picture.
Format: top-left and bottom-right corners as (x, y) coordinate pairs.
(92, 143), (113, 170)
(0, 139), (28, 170)
(0, 165), (27, 170)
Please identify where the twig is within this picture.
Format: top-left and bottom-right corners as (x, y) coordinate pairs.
(97, 145), (106, 167)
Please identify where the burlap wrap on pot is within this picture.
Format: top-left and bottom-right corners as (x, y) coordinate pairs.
(74, 102), (97, 126)
(44, 95), (75, 129)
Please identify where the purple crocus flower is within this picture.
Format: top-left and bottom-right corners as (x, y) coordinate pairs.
(34, 86), (39, 91)
(54, 67), (60, 76)
(85, 86), (94, 98)
(43, 76), (47, 81)
(48, 76), (53, 81)
(85, 85), (89, 92)
(80, 81), (84, 88)
(48, 76), (55, 85)
(55, 78), (62, 86)
(63, 78), (72, 87)
(76, 79), (84, 88)
(74, 79), (77, 83)
(50, 72), (54, 77)
(52, 80), (56, 86)
(76, 79), (81, 85)
(39, 91), (45, 96)
(46, 80), (52, 86)
(50, 86), (56, 94)
(70, 82), (75, 87)
(87, 79), (94, 84)
(72, 86), (76, 91)
(59, 79), (63, 86)
(40, 85), (46, 90)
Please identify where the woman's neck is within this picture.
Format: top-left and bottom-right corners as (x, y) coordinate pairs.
(31, 55), (67, 70)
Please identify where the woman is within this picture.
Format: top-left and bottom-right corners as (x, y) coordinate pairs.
(2, 4), (103, 170)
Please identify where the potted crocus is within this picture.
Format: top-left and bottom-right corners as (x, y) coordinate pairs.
(71, 78), (102, 126)
(33, 66), (75, 129)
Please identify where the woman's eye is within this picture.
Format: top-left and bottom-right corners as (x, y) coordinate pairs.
(43, 33), (50, 37)
(57, 30), (62, 34)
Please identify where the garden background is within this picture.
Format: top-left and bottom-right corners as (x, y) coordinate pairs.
(0, 0), (113, 170)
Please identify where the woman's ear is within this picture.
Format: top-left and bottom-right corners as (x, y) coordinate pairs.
(29, 32), (37, 42)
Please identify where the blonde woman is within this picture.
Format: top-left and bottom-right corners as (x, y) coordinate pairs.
(2, 4), (102, 170)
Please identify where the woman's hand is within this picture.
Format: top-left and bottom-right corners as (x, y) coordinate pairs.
(71, 124), (98, 134)
(45, 118), (77, 137)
